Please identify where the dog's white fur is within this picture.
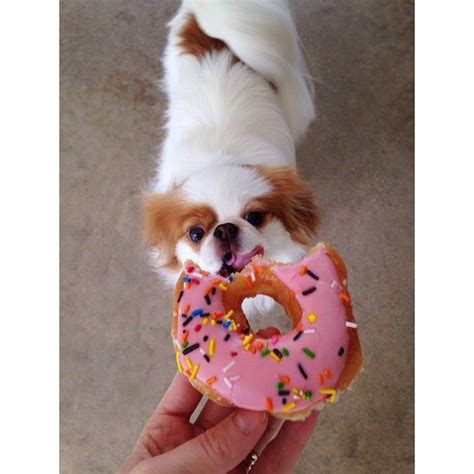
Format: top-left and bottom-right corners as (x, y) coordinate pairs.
(148, 0), (316, 316)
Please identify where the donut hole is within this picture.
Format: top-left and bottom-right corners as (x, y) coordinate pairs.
(241, 296), (292, 337)
(222, 269), (302, 337)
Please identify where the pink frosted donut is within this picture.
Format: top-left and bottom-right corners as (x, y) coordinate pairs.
(172, 242), (363, 420)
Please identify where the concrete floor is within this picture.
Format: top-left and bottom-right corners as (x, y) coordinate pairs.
(60, 1), (413, 472)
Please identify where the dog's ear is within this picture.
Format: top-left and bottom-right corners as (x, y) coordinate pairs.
(143, 190), (218, 268)
(253, 166), (319, 245)
(143, 190), (183, 268)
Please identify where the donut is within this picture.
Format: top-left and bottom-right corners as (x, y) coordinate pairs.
(172, 242), (363, 420)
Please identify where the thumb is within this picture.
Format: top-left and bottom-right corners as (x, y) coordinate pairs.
(138, 409), (268, 473)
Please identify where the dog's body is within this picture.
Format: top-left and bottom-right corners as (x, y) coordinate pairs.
(145, 0), (318, 316)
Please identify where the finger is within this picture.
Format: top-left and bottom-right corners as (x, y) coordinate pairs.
(154, 372), (203, 419)
(118, 374), (202, 474)
(136, 409), (269, 474)
(195, 400), (236, 430)
(252, 411), (319, 474)
(119, 373), (202, 472)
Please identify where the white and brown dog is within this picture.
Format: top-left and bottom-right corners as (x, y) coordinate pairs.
(144, 0), (318, 316)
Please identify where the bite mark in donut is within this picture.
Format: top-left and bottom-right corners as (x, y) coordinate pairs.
(171, 242), (363, 420)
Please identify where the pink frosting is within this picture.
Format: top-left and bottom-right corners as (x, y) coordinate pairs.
(174, 247), (355, 414)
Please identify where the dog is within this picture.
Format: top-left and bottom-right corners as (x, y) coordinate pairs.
(144, 0), (318, 317)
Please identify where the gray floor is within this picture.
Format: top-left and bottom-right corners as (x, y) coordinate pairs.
(60, 1), (413, 472)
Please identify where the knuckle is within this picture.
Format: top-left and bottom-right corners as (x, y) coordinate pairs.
(197, 429), (231, 463)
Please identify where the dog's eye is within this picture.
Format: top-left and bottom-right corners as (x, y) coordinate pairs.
(245, 211), (264, 227)
(188, 226), (205, 242)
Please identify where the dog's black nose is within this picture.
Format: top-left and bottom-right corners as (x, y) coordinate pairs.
(214, 223), (239, 242)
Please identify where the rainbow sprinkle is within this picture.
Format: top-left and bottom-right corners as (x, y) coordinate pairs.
(321, 388), (336, 403)
(302, 348), (315, 359)
(223, 360), (235, 372)
(208, 338), (215, 356)
(283, 401), (296, 412)
(340, 290), (350, 303)
(191, 363), (200, 380)
(270, 352), (281, 362)
(265, 397), (273, 412)
(176, 352), (183, 373)
(306, 313), (318, 323)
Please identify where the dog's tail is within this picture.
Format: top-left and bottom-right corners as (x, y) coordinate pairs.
(183, 0), (316, 142)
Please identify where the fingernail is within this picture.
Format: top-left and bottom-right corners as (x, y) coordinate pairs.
(235, 410), (266, 433)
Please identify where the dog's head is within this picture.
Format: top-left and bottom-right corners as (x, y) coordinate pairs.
(143, 165), (319, 282)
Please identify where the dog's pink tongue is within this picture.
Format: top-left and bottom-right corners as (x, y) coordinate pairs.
(256, 327), (282, 339)
(228, 246), (264, 271)
(232, 252), (254, 270)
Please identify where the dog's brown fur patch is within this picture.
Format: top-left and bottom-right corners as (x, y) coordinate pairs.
(248, 166), (319, 245)
(177, 14), (276, 91)
(143, 190), (217, 268)
(178, 14), (228, 58)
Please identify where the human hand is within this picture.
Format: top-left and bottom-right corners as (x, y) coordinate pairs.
(118, 373), (319, 474)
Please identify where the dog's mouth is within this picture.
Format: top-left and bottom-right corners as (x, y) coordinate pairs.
(218, 245), (264, 277)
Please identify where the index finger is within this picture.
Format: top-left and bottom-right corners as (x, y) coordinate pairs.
(151, 372), (203, 422)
